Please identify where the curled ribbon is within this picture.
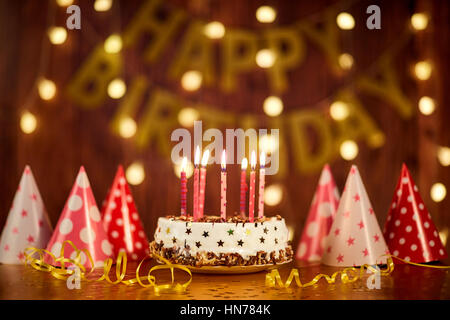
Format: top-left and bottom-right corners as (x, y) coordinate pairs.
(390, 255), (450, 269)
(23, 240), (192, 294)
(266, 257), (395, 289)
(266, 255), (450, 289)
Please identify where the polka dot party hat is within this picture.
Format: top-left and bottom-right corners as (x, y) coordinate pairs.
(322, 165), (389, 267)
(296, 164), (340, 261)
(383, 164), (447, 263)
(45, 167), (113, 268)
(0, 166), (53, 264)
(100, 165), (149, 261)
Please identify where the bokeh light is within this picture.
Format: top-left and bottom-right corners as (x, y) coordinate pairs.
(411, 13), (429, 31)
(256, 49), (276, 68)
(104, 34), (122, 54)
(264, 184), (283, 206)
(181, 71), (202, 91)
(336, 12), (355, 30)
(340, 140), (359, 160)
(263, 96), (283, 117)
(437, 146), (450, 167)
(94, 0), (112, 12)
(338, 53), (354, 70)
(107, 78), (126, 99)
(56, 0), (74, 7)
(414, 61), (432, 80)
(330, 101), (349, 121)
(118, 117), (137, 138)
(20, 111), (37, 134)
(259, 134), (279, 154)
(203, 21), (225, 39)
(256, 6), (276, 23)
(38, 78), (57, 100)
(178, 108), (200, 127)
(418, 96), (435, 115)
(47, 26), (67, 45)
(430, 183), (447, 202)
(126, 162), (145, 186)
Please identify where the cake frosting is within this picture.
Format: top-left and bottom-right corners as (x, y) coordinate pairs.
(149, 215), (293, 267)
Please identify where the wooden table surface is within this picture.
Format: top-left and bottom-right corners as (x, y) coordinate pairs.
(0, 260), (449, 300)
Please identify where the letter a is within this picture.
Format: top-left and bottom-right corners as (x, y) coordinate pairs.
(366, 5), (381, 30)
(66, 5), (81, 30)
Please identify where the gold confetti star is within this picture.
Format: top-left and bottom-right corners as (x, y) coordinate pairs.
(245, 229), (251, 235)
(166, 227), (171, 234)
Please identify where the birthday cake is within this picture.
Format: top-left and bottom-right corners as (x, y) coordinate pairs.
(149, 215), (293, 267)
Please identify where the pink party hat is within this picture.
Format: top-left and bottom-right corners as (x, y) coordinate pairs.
(296, 164), (340, 261)
(384, 164), (447, 263)
(0, 166), (53, 264)
(45, 167), (113, 268)
(322, 165), (390, 267)
(101, 165), (149, 261)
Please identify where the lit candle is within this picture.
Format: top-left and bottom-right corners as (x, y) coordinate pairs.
(193, 146), (200, 220)
(248, 151), (256, 222)
(198, 149), (210, 219)
(240, 158), (248, 217)
(220, 150), (227, 221)
(180, 157), (187, 216)
(257, 152), (266, 219)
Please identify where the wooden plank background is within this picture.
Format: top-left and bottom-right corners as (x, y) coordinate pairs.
(0, 0), (448, 255)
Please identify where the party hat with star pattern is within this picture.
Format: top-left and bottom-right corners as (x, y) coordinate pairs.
(384, 164), (447, 263)
(296, 164), (340, 261)
(100, 165), (149, 261)
(0, 166), (53, 264)
(321, 165), (389, 267)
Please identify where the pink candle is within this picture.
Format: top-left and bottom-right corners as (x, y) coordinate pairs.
(220, 150), (227, 221)
(257, 152), (266, 219)
(193, 146), (200, 220)
(248, 151), (256, 222)
(239, 158), (248, 217)
(198, 150), (210, 219)
(180, 157), (187, 216)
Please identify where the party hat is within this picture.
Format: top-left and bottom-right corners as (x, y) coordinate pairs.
(101, 165), (149, 261)
(296, 164), (340, 261)
(384, 164), (447, 263)
(322, 165), (389, 267)
(45, 167), (112, 268)
(0, 166), (53, 264)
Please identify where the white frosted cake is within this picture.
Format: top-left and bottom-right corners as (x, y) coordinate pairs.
(149, 215), (293, 267)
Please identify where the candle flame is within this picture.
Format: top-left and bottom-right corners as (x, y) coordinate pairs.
(194, 146), (200, 166)
(181, 157), (187, 172)
(221, 150), (226, 170)
(250, 151), (257, 170)
(241, 157), (248, 170)
(260, 152), (266, 167)
(201, 149), (210, 167)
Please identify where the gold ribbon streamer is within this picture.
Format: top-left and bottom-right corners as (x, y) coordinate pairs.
(23, 240), (192, 294)
(266, 257), (395, 289)
(266, 255), (450, 289)
(390, 255), (450, 269)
